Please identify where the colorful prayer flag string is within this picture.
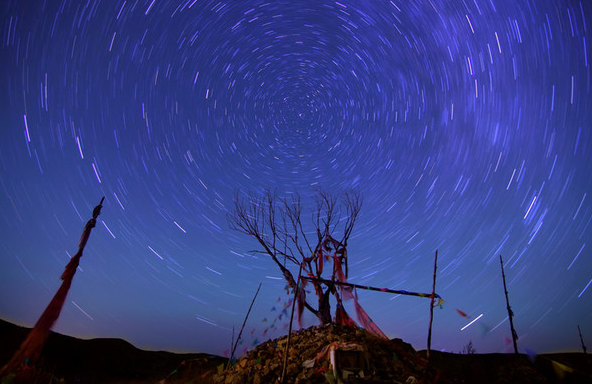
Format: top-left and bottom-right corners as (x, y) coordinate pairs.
(302, 277), (442, 300)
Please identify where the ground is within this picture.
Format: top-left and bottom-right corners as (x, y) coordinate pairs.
(1, 319), (591, 383)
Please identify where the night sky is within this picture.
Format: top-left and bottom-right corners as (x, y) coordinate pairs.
(1, 0), (591, 358)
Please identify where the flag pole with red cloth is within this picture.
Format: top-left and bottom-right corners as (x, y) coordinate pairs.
(0, 197), (105, 377)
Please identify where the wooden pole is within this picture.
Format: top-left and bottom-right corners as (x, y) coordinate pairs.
(229, 326), (234, 361)
(500, 255), (518, 354)
(578, 325), (587, 354)
(228, 282), (262, 368)
(280, 263), (303, 384)
(0, 197), (105, 377)
(301, 277), (441, 299)
(427, 249), (438, 360)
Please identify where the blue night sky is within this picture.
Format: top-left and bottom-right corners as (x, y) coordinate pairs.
(1, 0), (591, 357)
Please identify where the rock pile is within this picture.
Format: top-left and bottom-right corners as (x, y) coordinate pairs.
(214, 324), (438, 384)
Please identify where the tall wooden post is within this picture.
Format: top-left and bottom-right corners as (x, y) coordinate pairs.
(427, 250), (438, 360)
(281, 263), (303, 384)
(0, 197), (104, 377)
(228, 282), (262, 368)
(500, 255), (518, 354)
(578, 325), (587, 354)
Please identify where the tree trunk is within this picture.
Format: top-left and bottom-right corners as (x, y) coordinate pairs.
(318, 286), (333, 324)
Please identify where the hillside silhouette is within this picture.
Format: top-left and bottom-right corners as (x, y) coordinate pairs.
(2, 318), (592, 383)
(0, 318), (224, 383)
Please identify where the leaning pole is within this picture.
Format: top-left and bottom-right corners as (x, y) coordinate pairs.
(0, 197), (105, 377)
(499, 255), (518, 354)
(427, 249), (438, 361)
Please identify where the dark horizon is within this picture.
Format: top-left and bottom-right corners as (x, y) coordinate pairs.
(0, 316), (586, 357)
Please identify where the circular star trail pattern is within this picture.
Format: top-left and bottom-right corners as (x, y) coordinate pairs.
(1, 0), (591, 355)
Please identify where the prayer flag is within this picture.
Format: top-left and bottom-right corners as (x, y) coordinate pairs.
(456, 309), (469, 318)
(0, 198), (104, 377)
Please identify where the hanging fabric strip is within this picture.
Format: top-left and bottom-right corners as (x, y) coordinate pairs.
(353, 290), (388, 340)
(332, 254), (353, 300)
(296, 277), (307, 328)
(335, 301), (357, 328)
(0, 197), (104, 377)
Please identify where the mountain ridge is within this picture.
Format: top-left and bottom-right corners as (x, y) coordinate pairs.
(0, 318), (225, 383)
(2, 318), (591, 383)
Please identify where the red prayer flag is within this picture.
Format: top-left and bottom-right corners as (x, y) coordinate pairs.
(456, 309), (469, 318)
(353, 291), (388, 340)
(0, 198), (104, 377)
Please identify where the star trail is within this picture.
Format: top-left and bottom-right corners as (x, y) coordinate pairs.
(1, 0), (591, 356)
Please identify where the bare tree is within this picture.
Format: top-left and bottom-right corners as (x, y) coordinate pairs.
(228, 189), (362, 325)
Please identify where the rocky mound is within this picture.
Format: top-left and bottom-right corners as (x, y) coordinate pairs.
(215, 324), (438, 384)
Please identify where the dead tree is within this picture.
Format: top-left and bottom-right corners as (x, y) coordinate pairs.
(228, 190), (362, 325)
